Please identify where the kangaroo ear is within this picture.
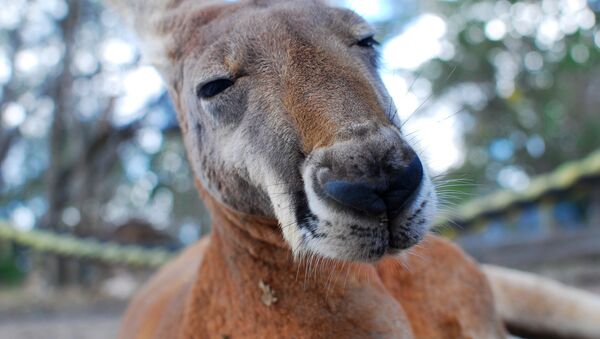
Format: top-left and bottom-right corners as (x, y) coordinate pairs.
(105, 0), (173, 76)
(104, 0), (225, 86)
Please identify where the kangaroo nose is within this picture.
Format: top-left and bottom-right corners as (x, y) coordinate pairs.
(320, 156), (423, 217)
(384, 155), (424, 217)
(322, 180), (387, 216)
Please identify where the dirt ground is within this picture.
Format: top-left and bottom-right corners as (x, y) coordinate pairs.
(0, 288), (126, 339)
(0, 312), (120, 339)
(0, 259), (598, 339)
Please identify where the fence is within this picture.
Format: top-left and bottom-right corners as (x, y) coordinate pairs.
(0, 149), (599, 268)
(450, 149), (600, 269)
(0, 221), (172, 268)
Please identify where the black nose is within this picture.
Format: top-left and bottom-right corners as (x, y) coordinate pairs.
(321, 156), (423, 217)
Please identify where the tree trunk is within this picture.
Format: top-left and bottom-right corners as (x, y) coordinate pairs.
(42, 0), (81, 286)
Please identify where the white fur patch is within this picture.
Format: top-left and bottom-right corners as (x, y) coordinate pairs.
(263, 172), (304, 254)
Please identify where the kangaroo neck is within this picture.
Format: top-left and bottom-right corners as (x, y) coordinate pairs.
(206, 194), (292, 267)
(181, 192), (413, 338)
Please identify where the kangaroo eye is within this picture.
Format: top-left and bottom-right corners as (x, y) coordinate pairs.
(196, 78), (235, 99)
(356, 36), (379, 48)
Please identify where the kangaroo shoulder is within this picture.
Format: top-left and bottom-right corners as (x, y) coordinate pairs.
(377, 235), (505, 339)
(118, 237), (210, 339)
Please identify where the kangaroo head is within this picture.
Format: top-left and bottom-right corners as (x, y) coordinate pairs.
(114, 0), (437, 262)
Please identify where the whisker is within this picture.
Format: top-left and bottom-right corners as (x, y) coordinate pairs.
(405, 69), (423, 96)
(266, 182), (301, 188)
(401, 92), (435, 129)
(400, 65), (457, 128)
(269, 189), (303, 196)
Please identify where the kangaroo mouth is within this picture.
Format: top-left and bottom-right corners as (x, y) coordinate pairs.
(292, 191), (323, 240)
(287, 168), (434, 262)
(264, 126), (436, 262)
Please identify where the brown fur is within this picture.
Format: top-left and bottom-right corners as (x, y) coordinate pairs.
(119, 189), (504, 338)
(281, 34), (388, 151)
(112, 1), (504, 337)
(105, 0), (600, 338)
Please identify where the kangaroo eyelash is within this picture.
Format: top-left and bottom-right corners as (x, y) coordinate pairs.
(196, 78), (235, 99)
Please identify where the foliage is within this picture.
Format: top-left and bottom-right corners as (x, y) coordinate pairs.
(0, 243), (23, 285)
(0, 0), (207, 244)
(418, 0), (600, 197)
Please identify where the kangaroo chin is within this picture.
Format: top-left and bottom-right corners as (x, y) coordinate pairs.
(293, 129), (438, 262)
(104, 0), (600, 338)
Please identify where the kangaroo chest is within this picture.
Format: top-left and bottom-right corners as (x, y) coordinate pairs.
(177, 233), (504, 339)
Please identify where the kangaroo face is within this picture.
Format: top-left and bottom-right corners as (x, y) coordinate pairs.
(163, 0), (437, 262)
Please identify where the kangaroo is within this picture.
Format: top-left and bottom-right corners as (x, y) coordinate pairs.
(105, 0), (600, 338)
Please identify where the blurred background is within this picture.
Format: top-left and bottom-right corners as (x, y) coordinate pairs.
(0, 0), (598, 337)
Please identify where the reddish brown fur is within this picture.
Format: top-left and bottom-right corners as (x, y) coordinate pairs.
(104, 1), (600, 337)
(119, 182), (504, 339)
(111, 1), (506, 337)
(282, 32), (389, 152)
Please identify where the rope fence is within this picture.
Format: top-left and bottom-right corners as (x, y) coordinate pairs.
(443, 148), (600, 226)
(0, 221), (173, 267)
(1, 149), (599, 267)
